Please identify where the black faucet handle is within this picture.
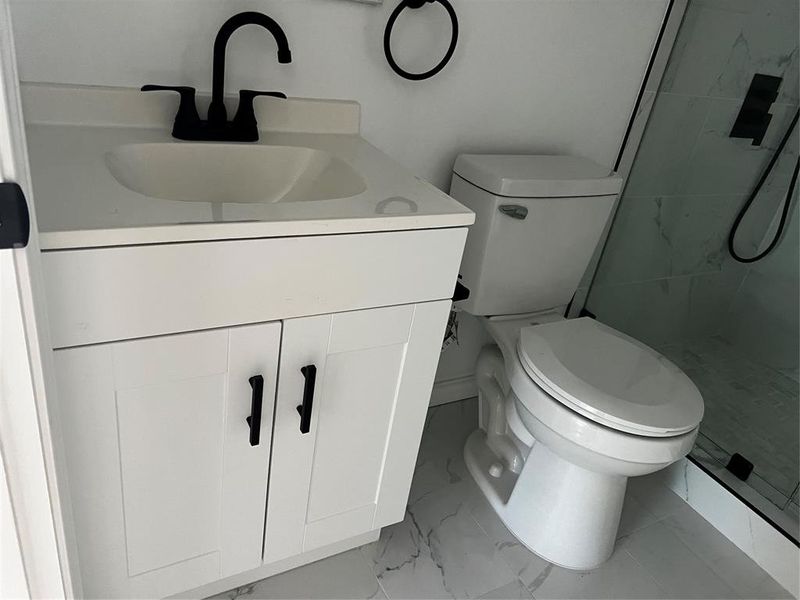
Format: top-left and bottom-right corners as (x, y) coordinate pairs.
(141, 85), (201, 139)
(239, 89), (288, 104)
(233, 90), (288, 142)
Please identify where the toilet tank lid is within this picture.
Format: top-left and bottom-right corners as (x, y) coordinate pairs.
(453, 154), (623, 198)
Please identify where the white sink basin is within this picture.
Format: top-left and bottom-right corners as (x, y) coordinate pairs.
(105, 143), (367, 203)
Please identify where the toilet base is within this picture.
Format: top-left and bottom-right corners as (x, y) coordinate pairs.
(464, 429), (627, 570)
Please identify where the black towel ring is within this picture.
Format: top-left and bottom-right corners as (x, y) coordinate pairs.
(383, 0), (459, 81)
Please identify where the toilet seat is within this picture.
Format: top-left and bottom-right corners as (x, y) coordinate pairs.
(516, 318), (704, 437)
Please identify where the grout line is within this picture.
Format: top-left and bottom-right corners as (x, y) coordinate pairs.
(626, 516), (739, 596)
(478, 578), (533, 600)
(785, 484), (800, 511)
(373, 571), (390, 600)
(622, 192), (749, 199)
(619, 513), (668, 542)
(656, 90), (800, 109)
(621, 548), (670, 596)
(354, 543), (388, 600)
(590, 267), (740, 288)
(463, 486), (543, 597)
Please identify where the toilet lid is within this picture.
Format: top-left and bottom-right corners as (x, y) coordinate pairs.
(517, 318), (704, 437)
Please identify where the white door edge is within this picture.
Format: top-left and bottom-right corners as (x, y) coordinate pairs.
(0, 2), (76, 597)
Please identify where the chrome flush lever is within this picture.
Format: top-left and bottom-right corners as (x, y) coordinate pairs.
(499, 205), (528, 220)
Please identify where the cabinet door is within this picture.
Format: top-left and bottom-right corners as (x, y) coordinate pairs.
(264, 301), (450, 562)
(54, 323), (281, 598)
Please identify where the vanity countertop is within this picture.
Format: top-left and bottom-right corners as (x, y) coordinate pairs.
(23, 85), (474, 250)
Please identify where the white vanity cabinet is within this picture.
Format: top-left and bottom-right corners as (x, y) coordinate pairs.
(54, 323), (283, 598)
(265, 301), (450, 563)
(24, 85), (474, 599)
(42, 227), (467, 598)
(53, 301), (451, 598)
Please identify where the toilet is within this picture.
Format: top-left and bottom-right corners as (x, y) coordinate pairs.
(451, 154), (704, 571)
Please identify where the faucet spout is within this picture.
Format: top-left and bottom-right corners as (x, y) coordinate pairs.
(208, 11), (292, 124)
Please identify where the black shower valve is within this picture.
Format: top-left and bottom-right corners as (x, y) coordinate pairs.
(730, 73), (783, 146)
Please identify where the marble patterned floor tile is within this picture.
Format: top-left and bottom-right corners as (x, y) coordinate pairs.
(617, 488), (661, 539)
(524, 549), (667, 600)
(463, 480), (546, 587)
(479, 580), (533, 600)
(362, 515), (457, 600)
(362, 480), (518, 599)
(662, 511), (793, 599)
(626, 473), (698, 521)
(208, 549), (385, 600)
(620, 521), (738, 599)
(409, 455), (464, 504)
(208, 398), (793, 600)
(412, 398), (478, 502)
(466, 481), (667, 599)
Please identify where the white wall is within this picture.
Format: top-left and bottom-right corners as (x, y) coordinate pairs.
(11, 0), (666, 189)
(9, 0), (668, 391)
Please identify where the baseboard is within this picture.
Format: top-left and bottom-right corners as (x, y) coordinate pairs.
(430, 375), (476, 407)
(658, 458), (799, 598)
(170, 529), (380, 599)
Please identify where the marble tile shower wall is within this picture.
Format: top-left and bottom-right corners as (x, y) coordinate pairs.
(587, 0), (799, 350)
(722, 186), (799, 381)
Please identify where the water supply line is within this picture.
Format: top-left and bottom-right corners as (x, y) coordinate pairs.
(728, 109), (799, 263)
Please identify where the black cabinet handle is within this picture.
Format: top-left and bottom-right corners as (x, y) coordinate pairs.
(296, 365), (316, 434)
(246, 375), (264, 446)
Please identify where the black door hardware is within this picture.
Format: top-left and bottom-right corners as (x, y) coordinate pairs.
(730, 74), (782, 146)
(0, 182), (30, 249)
(726, 453), (754, 481)
(297, 364), (317, 434)
(384, 0), (459, 81)
(142, 11), (291, 142)
(246, 375), (264, 446)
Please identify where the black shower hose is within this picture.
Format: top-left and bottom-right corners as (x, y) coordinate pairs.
(728, 109), (799, 263)
(384, 0), (459, 81)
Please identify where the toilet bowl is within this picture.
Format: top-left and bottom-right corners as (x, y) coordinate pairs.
(449, 154), (705, 570)
(463, 313), (702, 569)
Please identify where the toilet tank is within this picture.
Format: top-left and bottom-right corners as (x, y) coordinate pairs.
(451, 155), (623, 316)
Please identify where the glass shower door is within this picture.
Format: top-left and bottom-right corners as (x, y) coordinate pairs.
(585, 0), (799, 536)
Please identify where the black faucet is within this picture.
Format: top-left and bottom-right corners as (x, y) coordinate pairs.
(142, 11), (292, 142)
